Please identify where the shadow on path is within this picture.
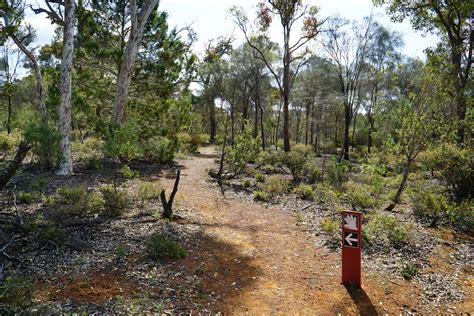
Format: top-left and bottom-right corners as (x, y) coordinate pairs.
(344, 284), (377, 315)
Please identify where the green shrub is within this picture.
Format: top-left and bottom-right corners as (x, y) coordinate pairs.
(177, 132), (202, 154)
(255, 173), (265, 182)
(253, 190), (270, 202)
(73, 137), (104, 164)
(0, 276), (34, 308)
(104, 121), (142, 161)
(225, 126), (261, 173)
(293, 183), (314, 200)
(365, 214), (412, 248)
(325, 160), (351, 187)
(257, 149), (284, 166)
(39, 224), (67, 244)
(400, 261), (418, 280)
(261, 176), (290, 196)
(144, 136), (176, 163)
(314, 183), (340, 207)
(320, 217), (339, 234)
(294, 211), (305, 222)
(0, 131), (20, 155)
(302, 161), (323, 183)
(100, 183), (130, 217)
(342, 180), (376, 209)
(136, 180), (161, 208)
(281, 144), (313, 181)
(16, 191), (37, 204)
(412, 187), (451, 227)
(423, 144), (473, 201)
(262, 164), (276, 174)
(25, 123), (62, 169)
(146, 234), (187, 260)
(57, 185), (92, 215)
(121, 164), (140, 178)
(242, 179), (251, 189)
(448, 199), (474, 231)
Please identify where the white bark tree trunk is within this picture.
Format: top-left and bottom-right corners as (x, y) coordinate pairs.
(111, 0), (159, 124)
(56, 0), (76, 175)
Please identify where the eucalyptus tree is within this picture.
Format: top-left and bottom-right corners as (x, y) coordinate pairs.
(365, 23), (403, 154)
(322, 16), (375, 161)
(231, 0), (323, 152)
(375, 0), (473, 144)
(0, 0), (48, 124)
(0, 39), (21, 134)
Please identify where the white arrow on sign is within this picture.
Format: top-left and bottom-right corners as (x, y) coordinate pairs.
(345, 233), (358, 246)
(344, 214), (358, 230)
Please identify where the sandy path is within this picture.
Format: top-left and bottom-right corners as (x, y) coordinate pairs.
(162, 147), (389, 314)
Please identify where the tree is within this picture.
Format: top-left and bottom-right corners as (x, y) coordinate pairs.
(231, 0), (322, 152)
(111, 0), (160, 124)
(0, 0), (48, 125)
(365, 23), (402, 154)
(385, 59), (438, 211)
(0, 39), (21, 134)
(322, 16), (375, 160)
(375, 0), (473, 144)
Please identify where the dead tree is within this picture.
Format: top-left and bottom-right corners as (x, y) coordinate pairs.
(160, 169), (181, 219)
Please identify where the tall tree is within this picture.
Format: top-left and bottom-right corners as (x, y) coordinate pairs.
(0, 0), (48, 125)
(231, 0), (322, 152)
(375, 0), (473, 144)
(322, 16), (374, 160)
(111, 0), (160, 124)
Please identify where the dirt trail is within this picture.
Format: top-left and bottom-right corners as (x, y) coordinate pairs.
(161, 147), (400, 314)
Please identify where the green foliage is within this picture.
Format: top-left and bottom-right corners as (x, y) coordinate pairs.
(302, 161), (323, 183)
(115, 243), (126, 258)
(325, 160), (351, 187)
(136, 180), (162, 208)
(0, 131), (20, 155)
(400, 261), (418, 280)
(144, 136), (176, 163)
(253, 190), (270, 202)
(177, 132), (205, 154)
(0, 276), (34, 308)
(146, 234), (187, 260)
(55, 185), (104, 215)
(294, 211), (305, 222)
(293, 183), (314, 200)
(342, 180), (377, 209)
(120, 165), (140, 178)
(260, 176), (290, 196)
(226, 126), (261, 173)
(16, 191), (37, 204)
(412, 187), (451, 227)
(100, 183), (130, 217)
(39, 224), (67, 244)
(423, 144), (473, 201)
(24, 123), (62, 169)
(281, 144), (313, 181)
(320, 217), (339, 235)
(314, 183), (340, 207)
(242, 179), (251, 189)
(255, 173), (265, 182)
(104, 121), (143, 161)
(72, 137), (104, 163)
(365, 214), (412, 248)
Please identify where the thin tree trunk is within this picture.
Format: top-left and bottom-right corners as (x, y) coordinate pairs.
(259, 101), (265, 150)
(341, 103), (351, 161)
(385, 159), (412, 212)
(56, 0), (76, 176)
(351, 111), (358, 151)
(111, 0), (159, 124)
(8, 33), (48, 124)
(7, 95), (11, 135)
(209, 95), (216, 144)
(0, 141), (31, 190)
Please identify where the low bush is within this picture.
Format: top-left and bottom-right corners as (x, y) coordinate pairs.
(302, 161), (323, 183)
(412, 187), (451, 227)
(320, 217), (339, 235)
(400, 261), (418, 280)
(253, 190), (270, 202)
(293, 183), (314, 200)
(146, 234), (187, 260)
(365, 214), (412, 248)
(121, 165), (140, 178)
(136, 180), (161, 208)
(342, 180), (376, 209)
(25, 123), (62, 169)
(325, 160), (351, 187)
(100, 183), (130, 217)
(177, 132), (202, 154)
(57, 185), (93, 215)
(226, 126), (261, 173)
(260, 176), (290, 197)
(0, 276), (34, 308)
(104, 121), (142, 161)
(281, 144), (313, 181)
(0, 131), (20, 155)
(16, 191), (37, 204)
(255, 173), (265, 183)
(73, 137), (104, 166)
(144, 136), (176, 163)
(242, 179), (251, 189)
(39, 224), (67, 244)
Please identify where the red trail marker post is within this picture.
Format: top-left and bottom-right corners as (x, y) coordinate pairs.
(341, 211), (362, 288)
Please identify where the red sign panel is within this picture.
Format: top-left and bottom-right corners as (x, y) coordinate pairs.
(341, 211), (362, 287)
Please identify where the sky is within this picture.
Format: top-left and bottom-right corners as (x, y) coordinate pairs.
(25, 0), (439, 59)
